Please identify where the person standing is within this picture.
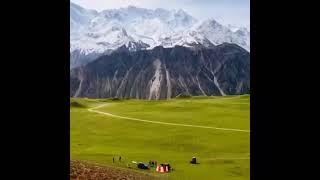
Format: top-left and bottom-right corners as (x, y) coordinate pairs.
(119, 156), (122, 162)
(113, 157), (115, 163)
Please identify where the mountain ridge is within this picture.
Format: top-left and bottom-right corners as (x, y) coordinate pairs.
(70, 43), (250, 99)
(70, 2), (250, 68)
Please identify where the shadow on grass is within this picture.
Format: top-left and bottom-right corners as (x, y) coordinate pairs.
(70, 101), (86, 108)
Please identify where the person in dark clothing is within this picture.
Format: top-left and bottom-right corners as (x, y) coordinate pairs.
(119, 156), (121, 162)
(113, 157), (115, 163)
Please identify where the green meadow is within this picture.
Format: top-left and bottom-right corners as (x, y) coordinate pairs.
(70, 95), (250, 180)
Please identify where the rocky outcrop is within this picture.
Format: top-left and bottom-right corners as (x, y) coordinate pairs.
(70, 43), (250, 99)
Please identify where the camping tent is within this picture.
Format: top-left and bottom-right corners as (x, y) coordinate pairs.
(132, 161), (149, 169)
(190, 157), (197, 164)
(137, 162), (149, 169)
(156, 164), (171, 173)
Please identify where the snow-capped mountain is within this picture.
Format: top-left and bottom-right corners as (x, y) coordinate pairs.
(70, 2), (250, 68)
(70, 3), (98, 34)
(196, 19), (250, 50)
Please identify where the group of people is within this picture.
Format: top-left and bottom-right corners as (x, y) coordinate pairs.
(149, 160), (157, 167)
(111, 157), (173, 172)
(112, 156), (122, 163)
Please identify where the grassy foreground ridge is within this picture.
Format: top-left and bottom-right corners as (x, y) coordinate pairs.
(71, 95), (250, 180)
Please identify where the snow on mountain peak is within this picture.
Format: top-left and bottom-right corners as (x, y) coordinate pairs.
(70, 2), (250, 68)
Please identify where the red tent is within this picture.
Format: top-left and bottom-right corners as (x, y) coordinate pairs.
(156, 164), (170, 173)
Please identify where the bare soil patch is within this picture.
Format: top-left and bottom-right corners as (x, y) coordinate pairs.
(70, 160), (159, 180)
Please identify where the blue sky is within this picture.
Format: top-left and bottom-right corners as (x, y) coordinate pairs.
(72, 0), (250, 27)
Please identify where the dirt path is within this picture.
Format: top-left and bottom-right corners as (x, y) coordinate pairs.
(209, 157), (250, 161)
(88, 104), (250, 133)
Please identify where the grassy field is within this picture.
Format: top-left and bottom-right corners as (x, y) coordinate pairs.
(70, 95), (250, 180)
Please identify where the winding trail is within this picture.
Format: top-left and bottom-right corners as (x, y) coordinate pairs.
(209, 157), (250, 161)
(88, 102), (250, 133)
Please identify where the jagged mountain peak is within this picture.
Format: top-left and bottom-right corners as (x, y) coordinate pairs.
(70, 2), (250, 68)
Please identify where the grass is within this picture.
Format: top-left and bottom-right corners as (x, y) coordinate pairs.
(70, 95), (250, 180)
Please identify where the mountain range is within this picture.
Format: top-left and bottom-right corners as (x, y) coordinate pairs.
(70, 2), (250, 69)
(70, 43), (250, 99)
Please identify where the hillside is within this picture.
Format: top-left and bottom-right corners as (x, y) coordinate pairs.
(70, 44), (250, 99)
(70, 95), (250, 180)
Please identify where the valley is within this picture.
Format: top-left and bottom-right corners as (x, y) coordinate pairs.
(70, 95), (250, 180)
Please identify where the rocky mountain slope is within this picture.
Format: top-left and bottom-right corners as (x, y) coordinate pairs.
(70, 44), (250, 99)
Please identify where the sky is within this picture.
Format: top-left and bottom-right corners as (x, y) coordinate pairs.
(71, 0), (250, 27)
